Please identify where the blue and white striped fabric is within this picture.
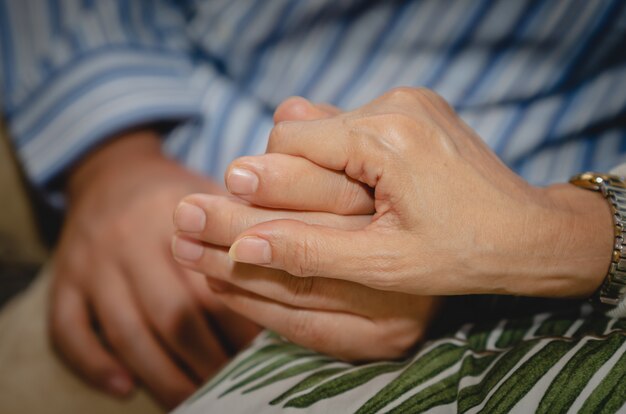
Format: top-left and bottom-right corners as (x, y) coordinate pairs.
(1, 0), (625, 203)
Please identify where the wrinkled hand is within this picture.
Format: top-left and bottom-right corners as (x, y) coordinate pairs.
(226, 88), (613, 299)
(172, 99), (440, 361)
(50, 131), (260, 408)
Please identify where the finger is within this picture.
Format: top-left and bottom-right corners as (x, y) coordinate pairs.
(178, 268), (262, 353)
(267, 113), (401, 190)
(227, 219), (393, 289)
(224, 153), (374, 214)
(207, 283), (408, 361)
(273, 96), (340, 123)
(125, 252), (229, 381)
(89, 269), (196, 408)
(173, 193), (370, 247)
(174, 240), (414, 317)
(267, 116), (353, 172)
(268, 89), (451, 187)
(50, 282), (135, 397)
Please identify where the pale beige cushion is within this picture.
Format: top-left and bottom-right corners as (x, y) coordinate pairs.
(0, 122), (46, 265)
(0, 266), (164, 414)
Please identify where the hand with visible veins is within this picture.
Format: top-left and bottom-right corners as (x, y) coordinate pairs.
(223, 89), (614, 299)
(51, 130), (260, 408)
(172, 98), (441, 361)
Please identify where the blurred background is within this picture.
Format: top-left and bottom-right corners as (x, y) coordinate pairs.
(0, 120), (50, 308)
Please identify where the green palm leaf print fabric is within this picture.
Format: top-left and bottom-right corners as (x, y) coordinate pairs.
(175, 304), (626, 414)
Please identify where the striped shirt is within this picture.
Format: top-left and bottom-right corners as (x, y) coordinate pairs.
(1, 0), (625, 204)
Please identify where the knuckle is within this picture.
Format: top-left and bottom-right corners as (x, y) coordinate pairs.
(336, 179), (368, 214)
(382, 87), (450, 115)
(352, 112), (422, 159)
(412, 87), (440, 102)
(340, 116), (366, 152)
(383, 86), (426, 104)
(288, 233), (321, 277)
(417, 88), (457, 118)
(376, 112), (455, 158)
(285, 275), (317, 302)
(414, 87), (451, 110)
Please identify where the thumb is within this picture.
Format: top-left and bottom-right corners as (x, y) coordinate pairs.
(228, 219), (389, 288)
(274, 96), (341, 123)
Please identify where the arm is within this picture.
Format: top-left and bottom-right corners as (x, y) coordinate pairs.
(53, 128), (263, 408)
(0, 0), (202, 200)
(0, 1), (260, 407)
(171, 98), (442, 360)
(222, 89), (615, 305)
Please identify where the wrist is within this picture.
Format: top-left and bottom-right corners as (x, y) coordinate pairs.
(66, 129), (165, 200)
(515, 183), (613, 298)
(472, 182), (613, 298)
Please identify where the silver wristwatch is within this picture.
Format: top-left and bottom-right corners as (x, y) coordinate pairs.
(570, 172), (626, 307)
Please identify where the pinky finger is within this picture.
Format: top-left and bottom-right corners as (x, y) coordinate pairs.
(208, 282), (391, 361)
(49, 284), (135, 397)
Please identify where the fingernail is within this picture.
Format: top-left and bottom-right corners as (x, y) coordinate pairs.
(174, 202), (206, 232)
(229, 237), (271, 264)
(107, 373), (134, 396)
(227, 168), (259, 195)
(172, 236), (204, 261)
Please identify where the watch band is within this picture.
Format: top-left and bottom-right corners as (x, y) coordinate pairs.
(569, 172), (626, 307)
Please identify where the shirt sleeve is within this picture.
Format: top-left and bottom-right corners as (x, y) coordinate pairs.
(0, 0), (205, 199)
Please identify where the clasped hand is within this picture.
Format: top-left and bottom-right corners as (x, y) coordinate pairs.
(173, 99), (438, 360)
(174, 88), (613, 360)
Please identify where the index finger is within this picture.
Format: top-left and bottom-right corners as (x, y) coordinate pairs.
(267, 117), (351, 171)
(225, 153), (374, 215)
(267, 116), (387, 188)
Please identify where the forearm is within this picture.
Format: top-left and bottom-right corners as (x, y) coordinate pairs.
(66, 129), (164, 199)
(1, 0), (200, 200)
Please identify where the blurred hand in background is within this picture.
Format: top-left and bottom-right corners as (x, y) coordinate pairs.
(49, 130), (260, 408)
